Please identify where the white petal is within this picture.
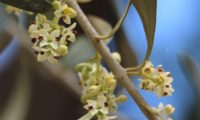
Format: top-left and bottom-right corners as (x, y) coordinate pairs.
(43, 23), (51, 31)
(87, 100), (97, 107)
(39, 40), (49, 47)
(100, 107), (109, 115)
(90, 109), (98, 116)
(50, 41), (58, 49)
(83, 104), (90, 110)
(29, 24), (38, 33)
(63, 16), (71, 24)
(50, 49), (59, 56)
(39, 29), (49, 38)
(51, 30), (60, 39)
(37, 52), (48, 62)
(60, 34), (68, 45)
(67, 23), (77, 31)
(36, 14), (47, 24)
(66, 32), (76, 42)
(55, 10), (62, 17)
(30, 31), (40, 38)
(78, 112), (94, 120)
(97, 95), (107, 105)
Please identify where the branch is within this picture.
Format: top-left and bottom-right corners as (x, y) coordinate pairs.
(65, 0), (158, 119)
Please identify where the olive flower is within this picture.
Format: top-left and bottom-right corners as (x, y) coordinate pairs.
(53, 0), (77, 24)
(139, 61), (174, 97)
(79, 94), (117, 120)
(28, 1), (77, 64)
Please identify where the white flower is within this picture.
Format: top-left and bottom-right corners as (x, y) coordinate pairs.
(37, 51), (59, 64)
(139, 61), (174, 97)
(39, 29), (60, 50)
(79, 95), (109, 120)
(29, 14), (50, 38)
(54, 1), (77, 24)
(59, 23), (77, 45)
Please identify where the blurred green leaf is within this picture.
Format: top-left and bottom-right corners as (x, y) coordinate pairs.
(178, 54), (200, 95)
(0, 0), (53, 13)
(131, 0), (157, 59)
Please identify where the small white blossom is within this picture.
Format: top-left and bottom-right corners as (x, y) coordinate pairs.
(139, 61), (174, 97)
(53, 0), (77, 24)
(79, 95), (109, 120)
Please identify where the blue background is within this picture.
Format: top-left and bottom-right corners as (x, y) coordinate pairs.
(113, 0), (200, 120)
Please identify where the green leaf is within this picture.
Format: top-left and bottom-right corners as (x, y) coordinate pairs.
(0, 0), (53, 13)
(131, 0), (157, 60)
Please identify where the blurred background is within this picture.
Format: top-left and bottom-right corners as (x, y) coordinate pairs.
(0, 0), (200, 120)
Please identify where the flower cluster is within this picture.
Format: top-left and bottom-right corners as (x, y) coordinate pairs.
(28, 0), (77, 63)
(153, 103), (175, 120)
(76, 60), (127, 120)
(139, 61), (174, 97)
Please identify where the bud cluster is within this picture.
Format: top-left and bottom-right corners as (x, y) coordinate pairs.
(76, 61), (127, 120)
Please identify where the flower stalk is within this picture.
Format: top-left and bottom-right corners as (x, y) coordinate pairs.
(95, 0), (131, 40)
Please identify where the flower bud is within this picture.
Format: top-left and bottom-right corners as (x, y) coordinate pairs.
(105, 74), (116, 89)
(53, 0), (61, 10)
(89, 85), (99, 91)
(116, 95), (127, 103)
(63, 7), (77, 18)
(112, 52), (121, 63)
(57, 45), (68, 56)
(164, 104), (175, 114)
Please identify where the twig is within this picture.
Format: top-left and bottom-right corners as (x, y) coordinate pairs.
(65, 0), (158, 119)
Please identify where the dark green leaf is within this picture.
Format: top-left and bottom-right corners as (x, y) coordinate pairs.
(0, 0), (53, 13)
(131, 0), (157, 59)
